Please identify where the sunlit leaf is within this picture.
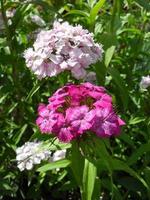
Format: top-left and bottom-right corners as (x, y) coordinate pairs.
(37, 159), (71, 172)
(105, 45), (116, 67)
(82, 158), (97, 200)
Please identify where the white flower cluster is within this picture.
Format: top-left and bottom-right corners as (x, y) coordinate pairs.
(16, 141), (51, 171)
(24, 21), (103, 79)
(140, 75), (150, 89)
(16, 141), (67, 171)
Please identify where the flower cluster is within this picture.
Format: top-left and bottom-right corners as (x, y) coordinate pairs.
(140, 75), (150, 89)
(36, 83), (125, 143)
(24, 21), (103, 79)
(16, 141), (51, 171)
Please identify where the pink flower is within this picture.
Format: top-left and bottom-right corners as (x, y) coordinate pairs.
(36, 83), (125, 142)
(24, 21), (103, 79)
(66, 106), (92, 134)
(58, 127), (74, 143)
(90, 108), (121, 137)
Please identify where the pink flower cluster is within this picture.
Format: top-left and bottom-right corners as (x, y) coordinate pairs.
(36, 83), (125, 143)
(24, 21), (103, 79)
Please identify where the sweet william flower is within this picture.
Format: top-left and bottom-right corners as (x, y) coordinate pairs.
(90, 108), (125, 137)
(24, 21), (103, 79)
(36, 83), (125, 143)
(66, 106), (93, 134)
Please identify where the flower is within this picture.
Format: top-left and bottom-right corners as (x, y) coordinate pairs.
(140, 75), (150, 89)
(36, 83), (125, 143)
(16, 141), (51, 171)
(6, 9), (16, 18)
(24, 21), (103, 79)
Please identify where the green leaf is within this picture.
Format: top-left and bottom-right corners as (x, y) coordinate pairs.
(105, 45), (116, 67)
(92, 178), (101, 200)
(110, 158), (149, 190)
(70, 141), (84, 188)
(94, 61), (106, 85)
(119, 133), (135, 146)
(144, 168), (150, 188)
(25, 82), (40, 101)
(108, 67), (129, 110)
(65, 9), (89, 18)
(101, 178), (122, 200)
(82, 159), (97, 200)
(7, 102), (18, 114)
(90, 0), (106, 26)
(93, 137), (110, 160)
(46, 138), (72, 151)
(129, 116), (145, 125)
(0, 181), (13, 191)
(127, 142), (150, 165)
(10, 4), (33, 34)
(0, 93), (9, 104)
(37, 159), (71, 172)
(135, 0), (150, 11)
(13, 124), (28, 145)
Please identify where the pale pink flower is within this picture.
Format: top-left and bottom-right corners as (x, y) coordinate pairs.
(24, 21), (103, 79)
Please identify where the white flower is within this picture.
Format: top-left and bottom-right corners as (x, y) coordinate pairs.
(140, 75), (150, 89)
(6, 9), (15, 18)
(16, 141), (51, 171)
(30, 15), (46, 27)
(51, 150), (66, 162)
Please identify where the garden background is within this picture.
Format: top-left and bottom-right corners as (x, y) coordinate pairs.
(0, 0), (150, 199)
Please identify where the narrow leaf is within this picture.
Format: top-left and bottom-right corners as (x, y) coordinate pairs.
(90, 0), (106, 26)
(127, 142), (150, 165)
(105, 45), (116, 67)
(82, 159), (97, 200)
(111, 158), (149, 190)
(70, 142), (84, 188)
(13, 124), (28, 145)
(108, 67), (129, 110)
(25, 82), (40, 101)
(37, 159), (70, 172)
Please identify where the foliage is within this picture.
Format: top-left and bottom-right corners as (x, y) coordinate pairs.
(0, 0), (150, 199)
